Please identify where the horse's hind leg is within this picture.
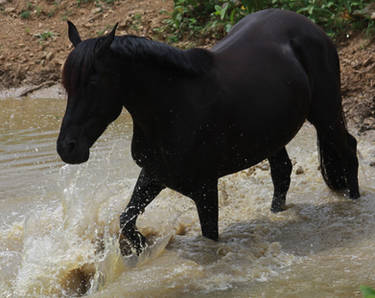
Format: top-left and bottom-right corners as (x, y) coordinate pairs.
(268, 147), (292, 213)
(190, 180), (219, 241)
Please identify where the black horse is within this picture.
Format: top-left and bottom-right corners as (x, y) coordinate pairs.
(57, 9), (360, 255)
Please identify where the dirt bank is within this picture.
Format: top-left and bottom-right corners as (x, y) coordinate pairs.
(0, 0), (172, 88)
(0, 0), (374, 131)
(340, 36), (375, 132)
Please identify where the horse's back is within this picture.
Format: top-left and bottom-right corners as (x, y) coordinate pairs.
(209, 8), (338, 117)
(212, 8), (331, 54)
(209, 9), (319, 116)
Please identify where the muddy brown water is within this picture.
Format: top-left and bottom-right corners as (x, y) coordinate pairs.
(0, 97), (375, 297)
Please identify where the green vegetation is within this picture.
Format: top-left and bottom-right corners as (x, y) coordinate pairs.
(47, 2), (59, 18)
(102, 0), (117, 4)
(19, 1), (57, 19)
(76, 0), (117, 7)
(361, 286), (375, 298)
(20, 9), (31, 19)
(61, 9), (73, 21)
(96, 25), (114, 36)
(76, 0), (94, 5)
(36, 31), (54, 41)
(130, 13), (143, 32)
(20, 2), (33, 19)
(164, 0), (374, 42)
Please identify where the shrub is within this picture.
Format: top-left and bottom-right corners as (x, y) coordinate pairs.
(164, 0), (374, 42)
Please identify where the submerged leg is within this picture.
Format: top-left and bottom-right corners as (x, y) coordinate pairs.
(268, 147), (292, 213)
(191, 181), (219, 241)
(119, 168), (165, 255)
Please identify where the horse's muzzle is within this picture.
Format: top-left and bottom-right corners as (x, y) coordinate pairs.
(57, 135), (90, 164)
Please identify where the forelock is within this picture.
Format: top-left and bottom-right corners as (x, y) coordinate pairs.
(62, 38), (97, 95)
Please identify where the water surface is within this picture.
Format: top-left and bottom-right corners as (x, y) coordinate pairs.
(0, 98), (374, 297)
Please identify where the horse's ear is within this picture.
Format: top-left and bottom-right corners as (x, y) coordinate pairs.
(95, 23), (118, 57)
(67, 21), (82, 47)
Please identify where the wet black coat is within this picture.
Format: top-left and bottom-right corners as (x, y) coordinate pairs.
(57, 9), (359, 255)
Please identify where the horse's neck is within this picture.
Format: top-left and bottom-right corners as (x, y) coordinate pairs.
(123, 67), (179, 127)
(116, 38), (215, 128)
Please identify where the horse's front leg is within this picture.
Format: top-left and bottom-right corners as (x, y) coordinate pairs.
(119, 168), (164, 255)
(191, 180), (219, 241)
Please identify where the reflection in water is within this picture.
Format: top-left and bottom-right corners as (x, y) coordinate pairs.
(0, 98), (375, 297)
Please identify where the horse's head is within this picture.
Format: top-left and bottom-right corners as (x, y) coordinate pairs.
(57, 21), (123, 164)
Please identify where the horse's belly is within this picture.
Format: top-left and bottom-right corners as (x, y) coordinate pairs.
(215, 114), (305, 177)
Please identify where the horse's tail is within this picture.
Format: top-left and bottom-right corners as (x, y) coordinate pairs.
(289, 33), (359, 196)
(289, 37), (344, 190)
(318, 131), (359, 192)
(317, 137), (347, 191)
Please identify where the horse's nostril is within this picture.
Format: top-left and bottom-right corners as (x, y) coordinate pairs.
(65, 139), (77, 153)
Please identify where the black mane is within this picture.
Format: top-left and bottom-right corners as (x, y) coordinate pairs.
(111, 35), (213, 75)
(62, 35), (213, 94)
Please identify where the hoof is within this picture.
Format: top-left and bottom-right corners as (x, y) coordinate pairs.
(119, 230), (147, 256)
(202, 231), (219, 242)
(271, 196), (287, 213)
(119, 237), (134, 256)
(270, 203), (287, 213)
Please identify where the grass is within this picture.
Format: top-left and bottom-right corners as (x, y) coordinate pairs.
(20, 10), (31, 19)
(20, 2), (33, 19)
(36, 31), (54, 41)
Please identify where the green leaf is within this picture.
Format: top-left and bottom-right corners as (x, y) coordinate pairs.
(220, 3), (229, 21)
(225, 23), (232, 33)
(360, 285), (375, 298)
